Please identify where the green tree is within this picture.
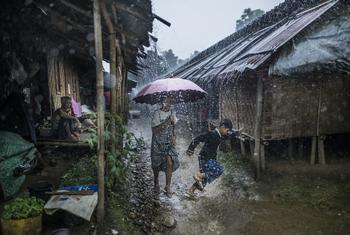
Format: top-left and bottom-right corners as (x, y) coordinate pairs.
(236, 8), (264, 31)
(162, 49), (178, 70)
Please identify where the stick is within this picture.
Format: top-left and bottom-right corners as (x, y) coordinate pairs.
(46, 190), (95, 195)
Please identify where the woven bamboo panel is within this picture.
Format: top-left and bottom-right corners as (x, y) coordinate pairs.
(263, 77), (319, 139)
(220, 77), (257, 137)
(319, 78), (350, 135)
(47, 55), (81, 110)
(263, 76), (350, 140)
(220, 83), (239, 130)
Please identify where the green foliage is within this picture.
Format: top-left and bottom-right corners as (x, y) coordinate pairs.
(2, 197), (45, 220)
(61, 156), (97, 186)
(84, 113), (144, 190)
(236, 8), (265, 31)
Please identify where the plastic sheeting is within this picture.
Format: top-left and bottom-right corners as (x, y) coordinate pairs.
(270, 14), (350, 76)
(0, 131), (38, 199)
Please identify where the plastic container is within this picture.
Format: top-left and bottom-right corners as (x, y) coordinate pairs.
(51, 228), (72, 235)
(1, 214), (42, 235)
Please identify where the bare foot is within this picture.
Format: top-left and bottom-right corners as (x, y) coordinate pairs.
(164, 187), (173, 198)
(153, 184), (160, 195)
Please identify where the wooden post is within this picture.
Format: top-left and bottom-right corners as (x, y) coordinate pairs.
(240, 140), (246, 158)
(249, 141), (254, 158)
(101, 0), (117, 155)
(298, 138), (303, 159)
(116, 40), (123, 115)
(318, 136), (326, 165)
(310, 136), (317, 165)
(253, 76), (263, 180)
(261, 143), (266, 171)
(93, 0), (105, 230)
(288, 139), (294, 160)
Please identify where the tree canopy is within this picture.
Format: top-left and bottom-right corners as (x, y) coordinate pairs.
(236, 8), (265, 31)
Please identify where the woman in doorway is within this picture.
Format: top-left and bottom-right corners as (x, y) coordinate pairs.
(151, 97), (179, 198)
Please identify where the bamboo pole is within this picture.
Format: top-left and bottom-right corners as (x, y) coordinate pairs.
(318, 136), (326, 165)
(93, 0), (105, 230)
(310, 136), (317, 165)
(122, 66), (128, 122)
(101, 0), (117, 155)
(316, 81), (326, 165)
(288, 139), (294, 160)
(253, 76), (263, 180)
(121, 65), (126, 121)
(261, 143), (266, 170)
(116, 40), (123, 115)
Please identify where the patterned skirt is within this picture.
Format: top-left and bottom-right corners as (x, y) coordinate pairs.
(151, 125), (179, 172)
(199, 158), (224, 184)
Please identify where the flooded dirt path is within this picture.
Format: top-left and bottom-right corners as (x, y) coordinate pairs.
(127, 117), (350, 235)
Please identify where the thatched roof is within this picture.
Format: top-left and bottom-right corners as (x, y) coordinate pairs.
(172, 0), (347, 84)
(2, 0), (154, 74)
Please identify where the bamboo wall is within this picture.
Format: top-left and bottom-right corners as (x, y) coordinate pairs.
(220, 76), (257, 137)
(220, 74), (350, 140)
(47, 55), (81, 111)
(264, 76), (350, 140)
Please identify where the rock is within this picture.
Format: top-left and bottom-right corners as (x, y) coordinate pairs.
(128, 212), (136, 219)
(135, 219), (143, 226)
(162, 215), (177, 228)
(111, 229), (119, 235)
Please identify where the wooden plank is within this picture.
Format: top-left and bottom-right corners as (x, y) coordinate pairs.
(36, 141), (89, 147)
(46, 190), (94, 195)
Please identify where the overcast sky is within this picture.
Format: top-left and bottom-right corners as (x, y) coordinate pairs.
(152, 0), (284, 59)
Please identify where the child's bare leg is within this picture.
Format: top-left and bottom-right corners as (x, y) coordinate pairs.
(165, 156), (173, 197)
(153, 169), (160, 194)
(195, 172), (206, 180)
(188, 183), (197, 194)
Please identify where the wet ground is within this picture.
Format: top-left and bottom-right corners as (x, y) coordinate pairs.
(107, 117), (350, 235)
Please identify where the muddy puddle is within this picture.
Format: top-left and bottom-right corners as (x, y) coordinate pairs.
(106, 117), (350, 235)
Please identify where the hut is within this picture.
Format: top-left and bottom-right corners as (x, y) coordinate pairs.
(172, 0), (350, 173)
(0, 0), (154, 142)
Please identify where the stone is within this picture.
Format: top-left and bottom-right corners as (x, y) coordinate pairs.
(162, 215), (177, 228)
(111, 229), (119, 235)
(128, 212), (136, 219)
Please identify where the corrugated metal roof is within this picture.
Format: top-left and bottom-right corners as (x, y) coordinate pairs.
(174, 0), (338, 83)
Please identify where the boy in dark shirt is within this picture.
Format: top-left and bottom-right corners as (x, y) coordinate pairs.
(186, 119), (235, 197)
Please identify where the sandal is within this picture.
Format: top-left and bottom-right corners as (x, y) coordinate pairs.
(184, 191), (197, 201)
(163, 187), (174, 198)
(193, 175), (204, 191)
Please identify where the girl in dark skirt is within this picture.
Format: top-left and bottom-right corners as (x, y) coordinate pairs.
(151, 97), (179, 197)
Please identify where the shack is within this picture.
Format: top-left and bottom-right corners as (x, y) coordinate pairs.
(0, 0), (154, 143)
(172, 0), (350, 173)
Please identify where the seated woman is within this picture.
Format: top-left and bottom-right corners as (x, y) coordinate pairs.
(51, 96), (80, 141)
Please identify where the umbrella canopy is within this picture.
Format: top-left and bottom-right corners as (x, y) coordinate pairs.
(134, 78), (207, 104)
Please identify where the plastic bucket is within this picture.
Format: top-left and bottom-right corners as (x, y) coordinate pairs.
(1, 214), (42, 235)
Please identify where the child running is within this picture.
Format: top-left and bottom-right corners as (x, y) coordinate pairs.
(185, 119), (237, 198)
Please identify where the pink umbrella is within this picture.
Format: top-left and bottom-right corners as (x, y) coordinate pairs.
(134, 78), (207, 104)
